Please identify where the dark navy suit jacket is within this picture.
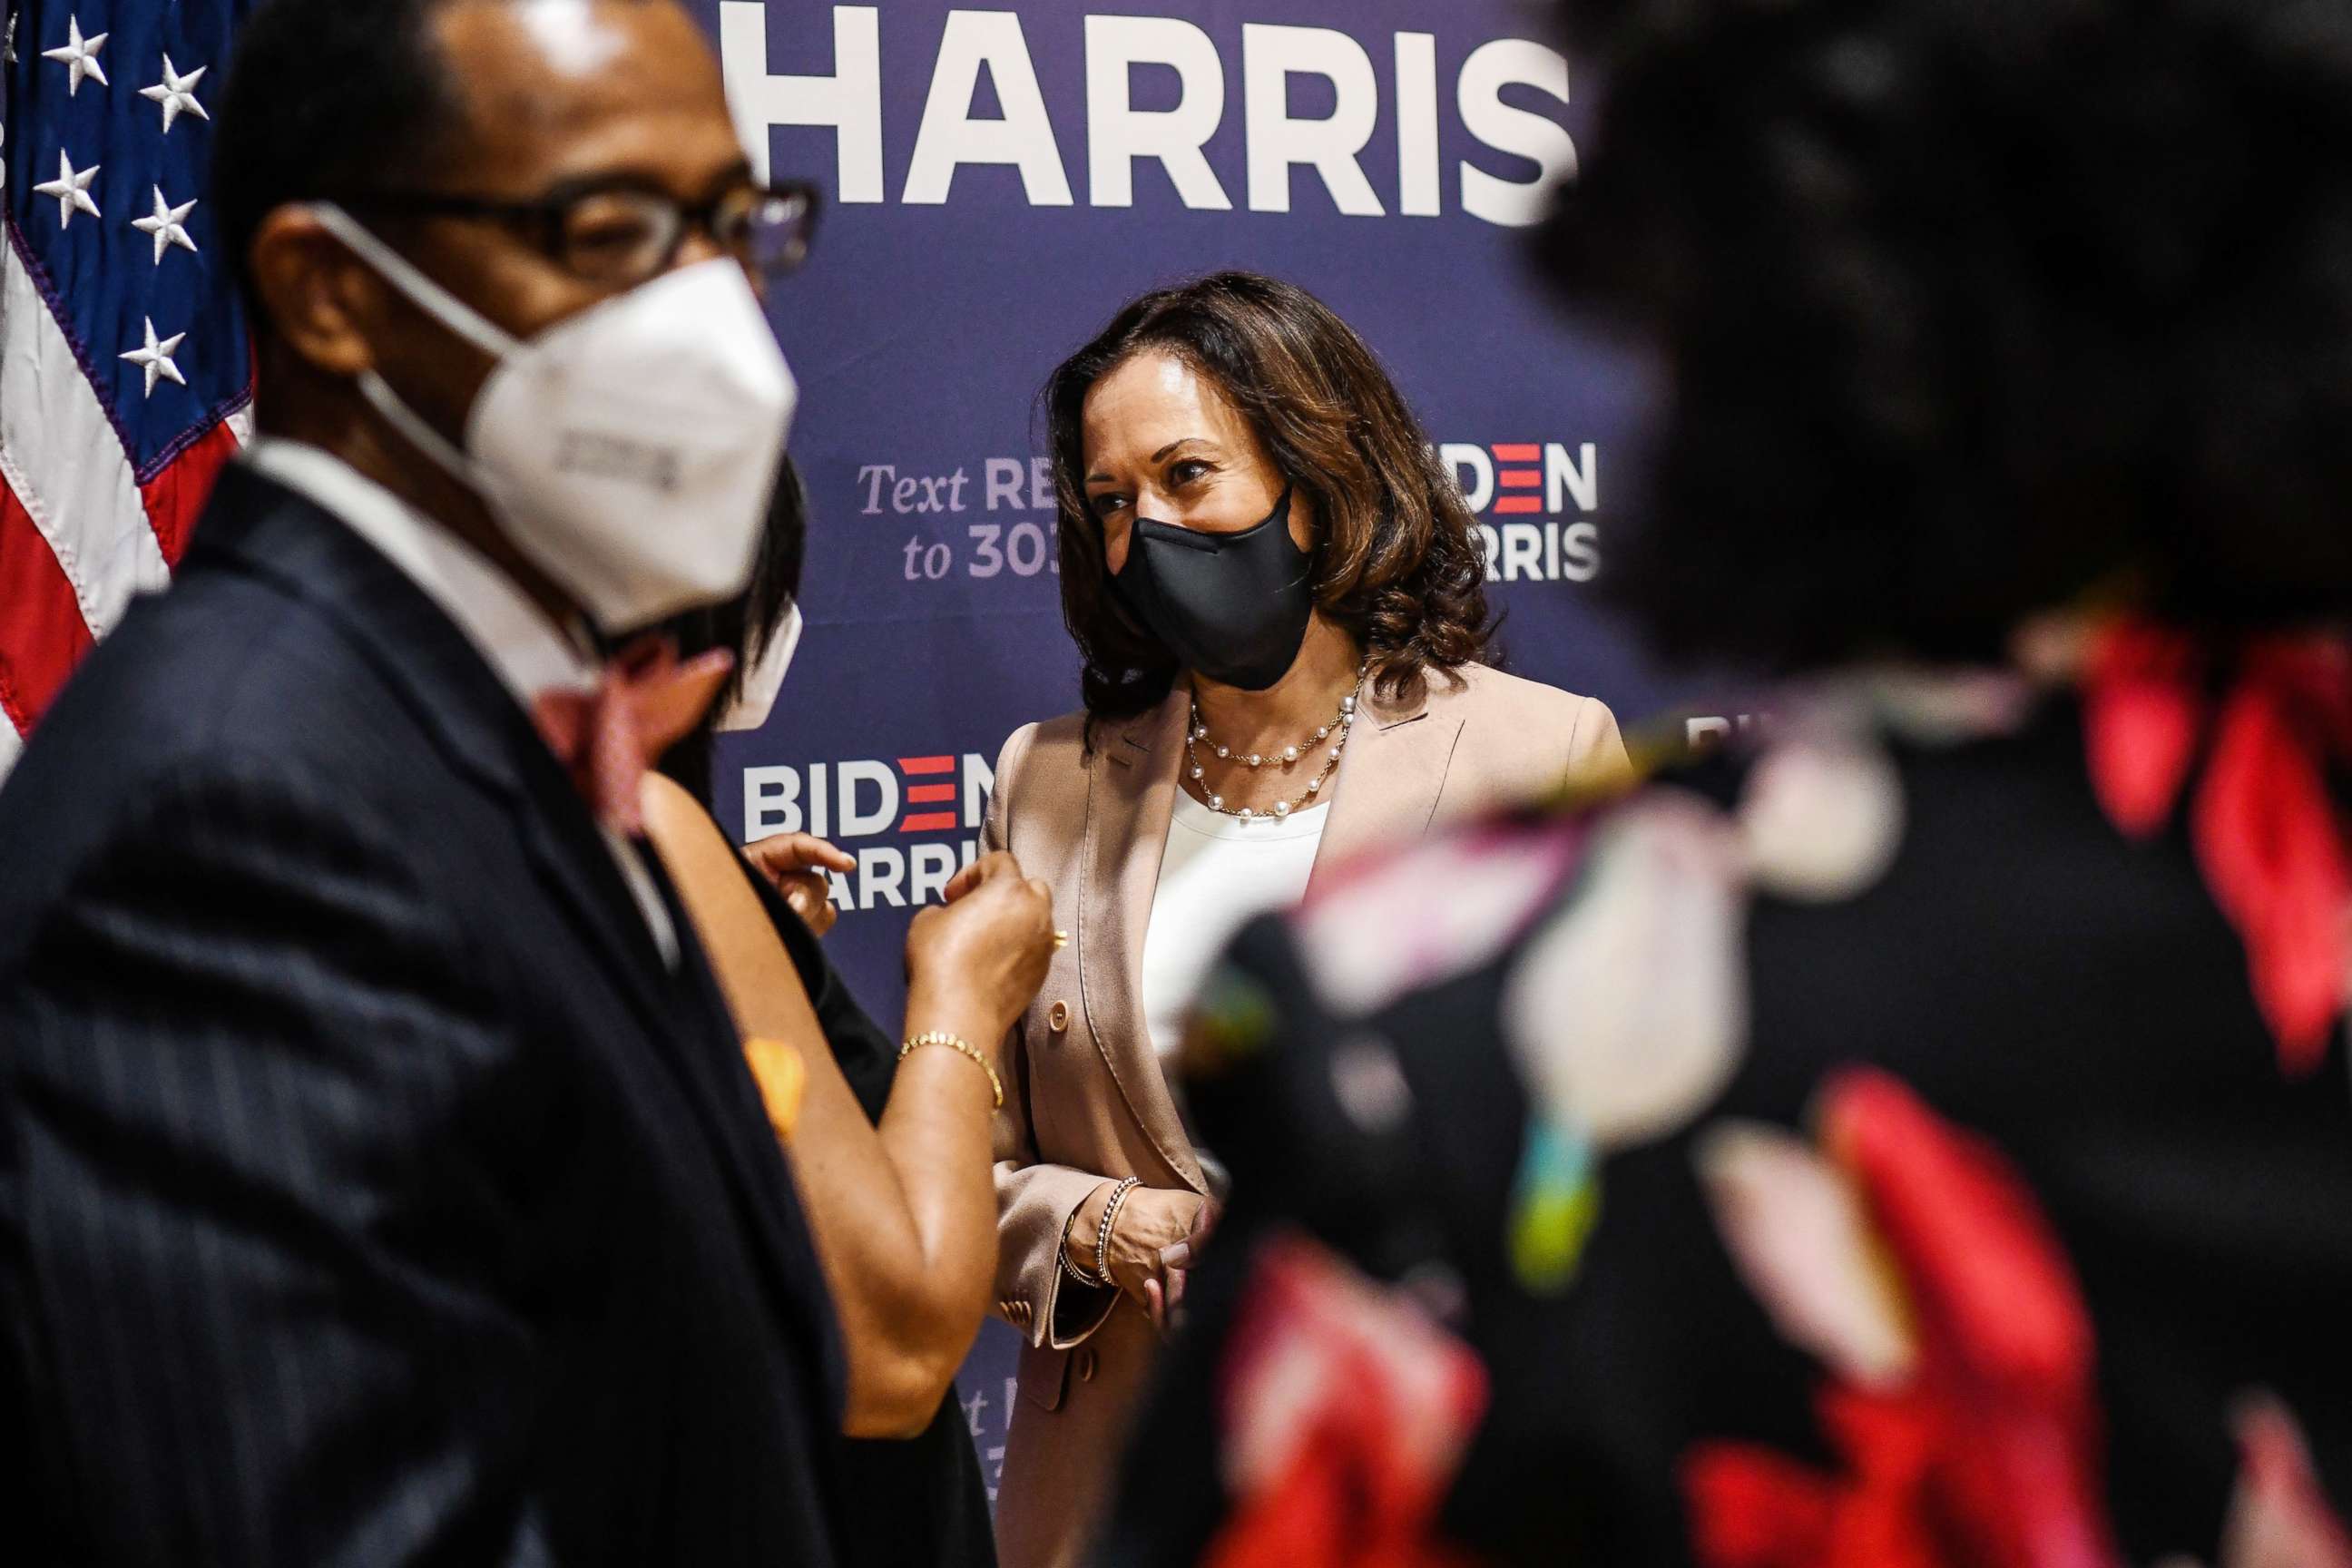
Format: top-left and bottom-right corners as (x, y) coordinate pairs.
(0, 464), (845, 1565)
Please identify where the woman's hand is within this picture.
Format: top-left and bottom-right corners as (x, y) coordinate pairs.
(1067, 1185), (1212, 1318)
(904, 852), (1056, 1050)
(1142, 1240), (1192, 1331)
(743, 833), (857, 936)
(1141, 1205), (1220, 1329)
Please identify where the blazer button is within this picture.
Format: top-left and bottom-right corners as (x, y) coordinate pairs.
(1048, 1000), (1072, 1034)
(1076, 1348), (1098, 1383)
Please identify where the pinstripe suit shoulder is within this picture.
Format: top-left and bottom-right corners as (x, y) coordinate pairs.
(0, 465), (844, 1568)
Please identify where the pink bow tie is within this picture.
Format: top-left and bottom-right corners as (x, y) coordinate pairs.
(533, 635), (735, 836)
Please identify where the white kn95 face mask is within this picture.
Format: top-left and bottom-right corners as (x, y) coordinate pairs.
(312, 201), (799, 637)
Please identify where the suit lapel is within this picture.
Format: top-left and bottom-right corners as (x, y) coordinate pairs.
(192, 466), (821, 1320)
(1308, 684), (1467, 892)
(1079, 689), (1206, 1192)
(203, 467), (689, 1038)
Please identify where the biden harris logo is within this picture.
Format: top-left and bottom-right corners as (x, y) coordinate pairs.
(742, 750), (996, 913)
(1441, 440), (1602, 585)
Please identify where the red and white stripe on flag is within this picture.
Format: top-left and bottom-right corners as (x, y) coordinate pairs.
(2, 1), (258, 784)
(0, 235), (246, 774)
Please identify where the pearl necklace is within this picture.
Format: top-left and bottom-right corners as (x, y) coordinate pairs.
(1185, 664), (1366, 820)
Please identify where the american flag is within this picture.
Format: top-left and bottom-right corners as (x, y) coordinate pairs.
(1, 0), (256, 782)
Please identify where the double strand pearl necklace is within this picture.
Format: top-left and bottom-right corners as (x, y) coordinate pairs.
(1185, 662), (1367, 820)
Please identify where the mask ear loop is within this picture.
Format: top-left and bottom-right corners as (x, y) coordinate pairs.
(309, 202), (524, 363)
(351, 368), (475, 491)
(310, 201), (522, 497)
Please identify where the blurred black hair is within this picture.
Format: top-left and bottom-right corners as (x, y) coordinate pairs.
(212, 0), (662, 326)
(213, 0), (461, 323)
(655, 455), (809, 803)
(1544, 0), (2352, 672)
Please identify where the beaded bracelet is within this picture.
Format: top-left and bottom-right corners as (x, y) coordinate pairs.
(1094, 1176), (1142, 1293)
(1058, 1203), (1110, 1288)
(897, 1031), (1004, 1110)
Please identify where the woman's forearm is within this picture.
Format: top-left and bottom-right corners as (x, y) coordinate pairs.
(799, 856), (1054, 1433)
(887, 985), (1008, 1277)
(640, 775), (1000, 1437)
(773, 991), (1001, 1438)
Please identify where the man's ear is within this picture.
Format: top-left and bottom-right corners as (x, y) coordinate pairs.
(246, 207), (387, 378)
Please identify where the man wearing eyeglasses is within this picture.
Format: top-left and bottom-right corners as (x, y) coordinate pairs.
(0, 3), (882, 1564)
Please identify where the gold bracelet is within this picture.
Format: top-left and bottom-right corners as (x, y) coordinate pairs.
(897, 1031), (1004, 1110)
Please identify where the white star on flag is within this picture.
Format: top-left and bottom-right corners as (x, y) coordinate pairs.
(120, 318), (190, 399)
(132, 187), (201, 266)
(140, 54), (211, 134)
(41, 14), (108, 95)
(34, 151), (102, 229)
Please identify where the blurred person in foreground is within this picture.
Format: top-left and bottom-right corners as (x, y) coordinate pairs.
(985, 271), (1627, 1568)
(640, 456), (1032, 1568)
(0, 2), (1052, 1563)
(1099, 3), (2352, 1565)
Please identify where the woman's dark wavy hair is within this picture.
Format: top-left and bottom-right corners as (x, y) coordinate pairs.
(654, 453), (808, 803)
(1545, 0), (2352, 671)
(1045, 271), (1494, 725)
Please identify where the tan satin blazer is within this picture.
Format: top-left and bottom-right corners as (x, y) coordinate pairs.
(981, 662), (1625, 1568)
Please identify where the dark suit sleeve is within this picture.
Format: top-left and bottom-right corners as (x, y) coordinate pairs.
(3, 753), (553, 1567)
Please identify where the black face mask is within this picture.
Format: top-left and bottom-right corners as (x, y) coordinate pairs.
(1111, 485), (1317, 691)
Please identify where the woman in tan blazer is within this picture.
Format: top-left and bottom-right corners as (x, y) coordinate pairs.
(984, 272), (1628, 1568)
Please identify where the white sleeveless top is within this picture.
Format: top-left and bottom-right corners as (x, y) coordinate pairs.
(1140, 789), (1331, 1063)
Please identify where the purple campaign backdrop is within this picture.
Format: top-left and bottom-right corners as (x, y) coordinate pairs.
(681, 0), (1712, 1504)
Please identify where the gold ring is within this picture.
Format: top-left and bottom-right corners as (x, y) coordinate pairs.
(1053, 930), (1071, 950)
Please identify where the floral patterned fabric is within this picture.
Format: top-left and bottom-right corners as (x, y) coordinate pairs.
(1093, 665), (2352, 1568)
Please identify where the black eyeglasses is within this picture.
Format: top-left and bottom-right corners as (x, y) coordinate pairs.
(349, 176), (822, 288)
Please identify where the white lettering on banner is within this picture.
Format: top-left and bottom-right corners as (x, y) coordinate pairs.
(837, 760), (900, 836)
(1548, 441), (1598, 514)
(858, 464), (974, 515)
(743, 752), (996, 914)
(1442, 442), (1597, 517)
(1439, 440), (1605, 585)
(1475, 519), (1602, 583)
(1458, 39), (1576, 227)
(910, 843), (962, 905)
(967, 520), (1054, 578)
(720, 5), (1576, 227)
(1440, 443), (1494, 513)
(904, 11), (1074, 206)
(1087, 16), (1231, 210)
(860, 453), (1063, 582)
(982, 456), (1055, 512)
(719, 3), (883, 198)
(1395, 33), (1441, 219)
(964, 1377), (1016, 1501)
(1243, 24), (1384, 217)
